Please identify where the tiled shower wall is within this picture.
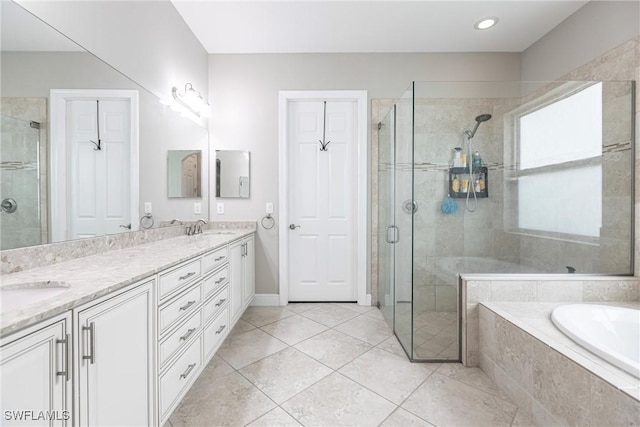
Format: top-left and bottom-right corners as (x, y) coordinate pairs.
(0, 98), (48, 250)
(370, 36), (640, 305)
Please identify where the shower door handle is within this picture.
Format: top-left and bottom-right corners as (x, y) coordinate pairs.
(385, 225), (399, 244)
(1, 198), (17, 213)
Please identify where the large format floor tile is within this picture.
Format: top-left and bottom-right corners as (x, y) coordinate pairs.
(216, 328), (288, 369)
(260, 314), (328, 345)
(401, 372), (518, 426)
(339, 347), (436, 404)
(239, 347), (333, 404)
(294, 329), (372, 369)
(281, 372), (396, 426)
(169, 371), (276, 426)
(169, 305), (521, 427)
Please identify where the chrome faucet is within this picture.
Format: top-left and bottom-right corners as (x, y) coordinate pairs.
(170, 218), (183, 225)
(195, 219), (208, 234)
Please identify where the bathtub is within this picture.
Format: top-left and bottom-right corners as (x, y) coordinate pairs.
(551, 304), (640, 378)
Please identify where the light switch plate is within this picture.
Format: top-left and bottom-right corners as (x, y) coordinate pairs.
(217, 203), (224, 214)
(144, 202), (152, 214)
(194, 202), (201, 214)
(266, 202), (274, 214)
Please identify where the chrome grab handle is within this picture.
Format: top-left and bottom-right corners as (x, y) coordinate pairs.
(214, 256), (225, 262)
(385, 226), (393, 244)
(179, 363), (196, 380)
(215, 325), (226, 335)
(179, 272), (196, 281)
(179, 328), (196, 342)
(179, 300), (196, 311)
(215, 298), (227, 307)
(56, 334), (70, 381)
(82, 323), (95, 364)
(215, 277), (226, 284)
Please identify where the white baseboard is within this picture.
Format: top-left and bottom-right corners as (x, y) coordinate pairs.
(360, 293), (372, 306)
(250, 294), (281, 306)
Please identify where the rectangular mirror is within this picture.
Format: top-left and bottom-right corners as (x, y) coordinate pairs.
(215, 150), (250, 198)
(168, 150), (202, 198)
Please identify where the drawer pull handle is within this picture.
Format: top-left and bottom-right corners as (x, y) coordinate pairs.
(215, 277), (226, 284)
(180, 363), (196, 380)
(215, 325), (226, 335)
(214, 256), (225, 262)
(179, 271), (196, 281)
(179, 300), (196, 311)
(215, 298), (227, 307)
(179, 328), (196, 341)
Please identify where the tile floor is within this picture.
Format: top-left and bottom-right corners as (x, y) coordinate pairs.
(168, 303), (529, 427)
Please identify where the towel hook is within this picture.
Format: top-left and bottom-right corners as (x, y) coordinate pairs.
(319, 101), (331, 152)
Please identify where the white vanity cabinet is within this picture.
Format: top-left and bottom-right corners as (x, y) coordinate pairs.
(0, 312), (72, 426)
(74, 279), (155, 427)
(229, 234), (255, 324)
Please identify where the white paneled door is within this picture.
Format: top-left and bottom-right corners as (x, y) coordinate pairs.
(67, 99), (131, 239)
(287, 100), (358, 301)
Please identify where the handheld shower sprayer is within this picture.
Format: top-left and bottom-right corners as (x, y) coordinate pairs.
(463, 114), (492, 212)
(465, 114), (492, 139)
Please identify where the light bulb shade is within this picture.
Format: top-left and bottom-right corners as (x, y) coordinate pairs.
(171, 83), (210, 117)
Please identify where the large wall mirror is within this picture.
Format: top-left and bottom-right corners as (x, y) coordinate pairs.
(215, 150), (250, 198)
(168, 150), (202, 198)
(0, 1), (209, 250)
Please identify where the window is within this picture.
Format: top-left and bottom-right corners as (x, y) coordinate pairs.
(516, 82), (602, 238)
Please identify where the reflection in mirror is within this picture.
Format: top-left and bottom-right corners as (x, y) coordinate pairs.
(1, 1), (209, 250)
(215, 150), (250, 198)
(168, 150), (202, 198)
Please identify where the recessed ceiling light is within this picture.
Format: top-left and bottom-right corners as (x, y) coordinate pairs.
(474, 17), (499, 30)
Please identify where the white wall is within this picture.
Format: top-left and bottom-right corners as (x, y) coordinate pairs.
(521, 1), (640, 81)
(209, 52), (521, 295)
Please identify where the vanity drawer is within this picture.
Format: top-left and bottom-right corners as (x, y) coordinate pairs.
(160, 335), (202, 420)
(159, 309), (202, 368)
(159, 284), (202, 334)
(203, 286), (229, 324)
(159, 259), (202, 300)
(202, 246), (228, 274)
(202, 265), (229, 298)
(203, 307), (229, 361)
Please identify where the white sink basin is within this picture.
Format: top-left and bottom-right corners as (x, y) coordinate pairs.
(1, 281), (70, 312)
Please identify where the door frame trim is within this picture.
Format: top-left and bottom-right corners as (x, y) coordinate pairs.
(278, 90), (369, 306)
(50, 89), (139, 242)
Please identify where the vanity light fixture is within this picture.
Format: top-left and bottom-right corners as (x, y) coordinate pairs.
(171, 83), (210, 117)
(474, 17), (498, 30)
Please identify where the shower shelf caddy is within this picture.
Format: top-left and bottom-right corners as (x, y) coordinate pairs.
(448, 166), (489, 198)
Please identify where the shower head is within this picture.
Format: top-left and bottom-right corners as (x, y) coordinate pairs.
(466, 114), (492, 138)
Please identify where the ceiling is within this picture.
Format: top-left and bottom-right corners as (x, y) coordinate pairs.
(171, 0), (589, 54)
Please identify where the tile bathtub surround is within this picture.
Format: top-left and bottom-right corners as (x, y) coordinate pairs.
(461, 276), (640, 367)
(478, 303), (640, 426)
(169, 304), (523, 427)
(0, 221), (256, 274)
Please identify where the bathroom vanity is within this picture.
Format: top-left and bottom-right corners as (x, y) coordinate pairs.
(0, 228), (255, 426)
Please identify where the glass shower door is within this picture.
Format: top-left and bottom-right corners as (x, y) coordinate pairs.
(378, 105), (396, 328)
(0, 114), (42, 249)
(393, 83), (415, 358)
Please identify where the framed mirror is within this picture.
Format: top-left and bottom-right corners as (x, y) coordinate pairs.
(168, 150), (202, 198)
(215, 150), (250, 198)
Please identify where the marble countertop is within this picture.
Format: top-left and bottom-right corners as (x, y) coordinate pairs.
(0, 229), (254, 337)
